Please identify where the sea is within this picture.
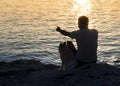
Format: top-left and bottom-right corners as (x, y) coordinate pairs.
(0, 0), (120, 65)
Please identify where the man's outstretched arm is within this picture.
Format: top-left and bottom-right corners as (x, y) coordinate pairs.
(56, 26), (72, 38)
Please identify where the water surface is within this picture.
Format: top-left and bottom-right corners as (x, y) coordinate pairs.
(0, 0), (120, 65)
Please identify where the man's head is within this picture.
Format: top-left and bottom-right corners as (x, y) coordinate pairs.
(78, 16), (89, 29)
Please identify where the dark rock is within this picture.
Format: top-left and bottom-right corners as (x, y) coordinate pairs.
(0, 60), (120, 86)
(0, 59), (60, 76)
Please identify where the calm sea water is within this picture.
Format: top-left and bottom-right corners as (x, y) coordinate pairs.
(0, 0), (120, 65)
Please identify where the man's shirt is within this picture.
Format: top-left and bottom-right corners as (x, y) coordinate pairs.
(70, 29), (98, 62)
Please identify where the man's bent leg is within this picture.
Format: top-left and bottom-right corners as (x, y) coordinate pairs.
(58, 41), (77, 71)
(67, 41), (77, 55)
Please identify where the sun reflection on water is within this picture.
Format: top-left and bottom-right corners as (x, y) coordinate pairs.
(72, 0), (92, 16)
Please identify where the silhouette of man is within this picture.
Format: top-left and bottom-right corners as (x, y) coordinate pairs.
(56, 16), (98, 68)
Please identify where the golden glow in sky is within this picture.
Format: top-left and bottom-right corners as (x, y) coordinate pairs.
(73, 0), (92, 16)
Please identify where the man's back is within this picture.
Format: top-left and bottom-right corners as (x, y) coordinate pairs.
(71, 29), (98, 62)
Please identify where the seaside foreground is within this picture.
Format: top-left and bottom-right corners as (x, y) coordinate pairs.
(0, 59), (120, 86)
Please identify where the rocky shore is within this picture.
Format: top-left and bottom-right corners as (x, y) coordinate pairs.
(0, 59), (120, 86)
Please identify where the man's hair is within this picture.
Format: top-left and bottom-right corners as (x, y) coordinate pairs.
(78, 16), (89, 24)
(78, 16), (89, 29)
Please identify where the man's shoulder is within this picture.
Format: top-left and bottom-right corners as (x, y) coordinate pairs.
(90, 29), (98, 31)
(90, 29), (98, 33)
